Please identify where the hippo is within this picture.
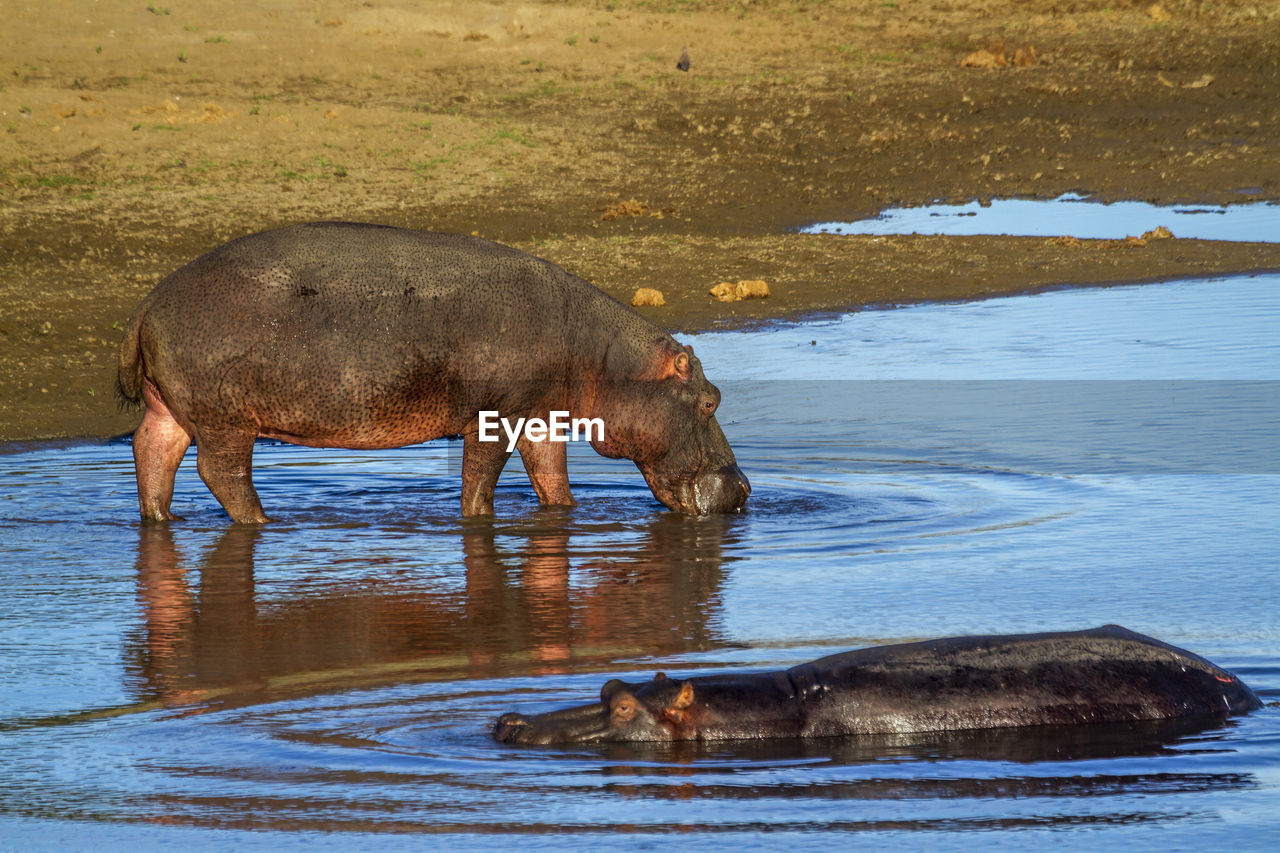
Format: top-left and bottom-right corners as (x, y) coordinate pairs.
(492, 625), (1261, 744)
(116, 222), (749, 522)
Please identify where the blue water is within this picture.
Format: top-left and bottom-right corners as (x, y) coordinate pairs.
(1, 275), (1278, 849)
(801, 195), (1280, 242)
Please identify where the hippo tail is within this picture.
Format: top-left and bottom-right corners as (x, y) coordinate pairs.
(115, 309), (146, 409)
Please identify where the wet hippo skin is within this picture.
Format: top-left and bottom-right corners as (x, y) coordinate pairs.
(493, 625), (1261, 744)
(116, 222), (749, 522)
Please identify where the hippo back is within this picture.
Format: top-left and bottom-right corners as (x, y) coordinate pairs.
(125, 222), (669, 442)
(788, 625), (1260, 736)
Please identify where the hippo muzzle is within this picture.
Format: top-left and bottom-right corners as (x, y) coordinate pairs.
(496, 677), (696, 744)
(646, 461), (751, 516)
(493, 703), (613, 745)
(675, 462), (751, 515)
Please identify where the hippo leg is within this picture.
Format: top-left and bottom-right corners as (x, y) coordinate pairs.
(516, 436), (577, 507)
(195, 428), (270, 524)
(133, 402), (192, 522)
(461, 432), (512, 516)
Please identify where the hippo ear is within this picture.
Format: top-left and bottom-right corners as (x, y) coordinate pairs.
(673, 351), (690, 379)
(654, 345), (692, 382)
(668, 680), (695, 711)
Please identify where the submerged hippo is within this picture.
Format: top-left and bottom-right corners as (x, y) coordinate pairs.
(116, 222), (749, 522)
(493, 625), (1260, 744)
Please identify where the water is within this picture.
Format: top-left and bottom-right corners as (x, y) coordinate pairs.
(2, 275), (1278, 849)
(801, 195), (1280, 242)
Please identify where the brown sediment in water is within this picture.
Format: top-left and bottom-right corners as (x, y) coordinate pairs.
(2, 0), (1279, 441)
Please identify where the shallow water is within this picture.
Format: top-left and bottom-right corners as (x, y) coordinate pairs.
(2, 276), (1278, 849)
(801, 195), (1280, 242)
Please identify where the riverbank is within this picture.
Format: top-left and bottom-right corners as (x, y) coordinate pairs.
(3, 0), (1278, 440)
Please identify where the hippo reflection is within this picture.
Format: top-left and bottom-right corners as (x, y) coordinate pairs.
(132, 515), (736, 705)
(493, 626), (1260, 744)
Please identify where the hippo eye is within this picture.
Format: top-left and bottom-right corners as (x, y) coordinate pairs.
(699, 393), (717, 418)
(613, 698), (637, 722)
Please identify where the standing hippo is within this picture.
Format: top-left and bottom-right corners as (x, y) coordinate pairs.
(116, 222), (749, 522)
(493, 625), (1261, 744)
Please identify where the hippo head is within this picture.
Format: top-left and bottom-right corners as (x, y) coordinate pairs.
(590, 342), (750, 515)
(494, 674), (697, 744)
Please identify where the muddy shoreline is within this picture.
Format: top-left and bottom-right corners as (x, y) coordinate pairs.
(3, 1), (1277, 441)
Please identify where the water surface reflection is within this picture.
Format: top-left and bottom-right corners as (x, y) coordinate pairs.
(2, 275), (1278, 847)
(131, 515), (741, 710)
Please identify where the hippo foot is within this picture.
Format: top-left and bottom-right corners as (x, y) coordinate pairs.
(140, 512), (185, 524)
(229, 511), (271, 525)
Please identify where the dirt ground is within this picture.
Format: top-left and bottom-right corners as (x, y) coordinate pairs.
(3, 0), (1278, 441)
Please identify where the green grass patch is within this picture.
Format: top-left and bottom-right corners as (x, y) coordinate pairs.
(412, 155), (458, 178)
(33, 174), (86, 188)
(488, 126), (537, 147)
(281, 155), (348, 182)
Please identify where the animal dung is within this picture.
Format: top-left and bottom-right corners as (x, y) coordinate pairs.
(709, 283), (735, 302)
(711, 280), (770, 302)
(631, 287), (667, 307)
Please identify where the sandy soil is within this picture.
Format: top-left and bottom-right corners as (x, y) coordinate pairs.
(2, 0), (1278, 441)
